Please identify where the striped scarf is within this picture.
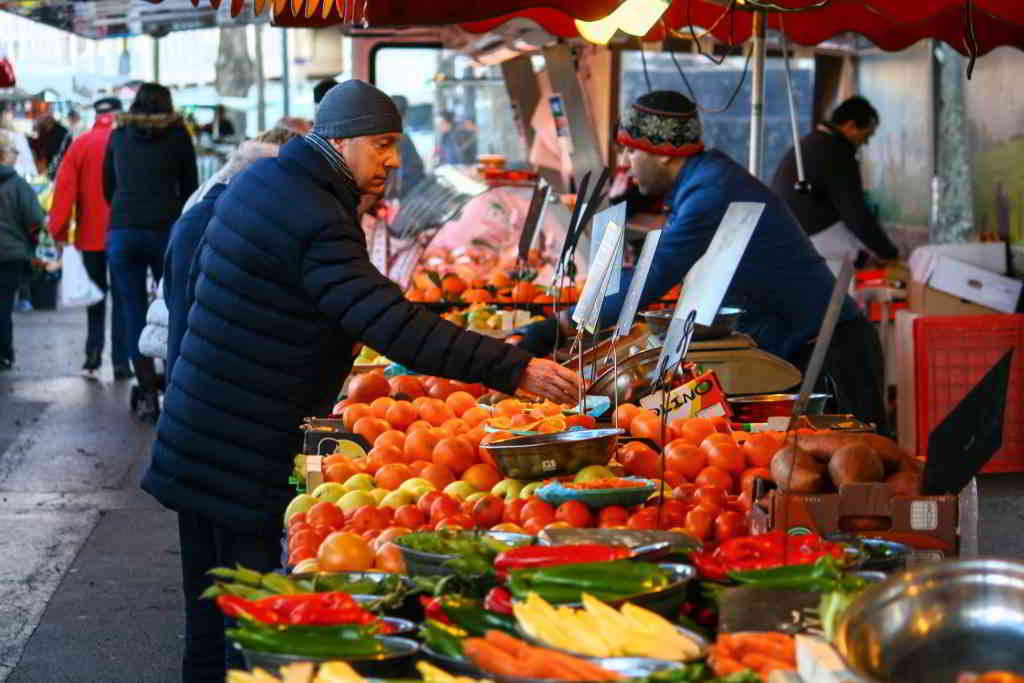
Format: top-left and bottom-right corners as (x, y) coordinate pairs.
(303, 132), (360, 202)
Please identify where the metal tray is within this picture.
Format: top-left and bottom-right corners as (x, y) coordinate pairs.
(378, 617), (416, 635)
(518, 623), (709, 663)
(235, 635), (419, 676)
(482, 429), (623, 481)
(537, 527), (700, 551)
(641, 306), (745, 344)
(521, 563), (696, 617)
(394, 531), (533, 576)
(587, 347), (686, 406)
(420, 644), (480, 677)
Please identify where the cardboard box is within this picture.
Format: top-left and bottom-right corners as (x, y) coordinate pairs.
(907, 279), (1001, 316)
(928, 255), (1022, 313)
(750, 482), (959, 562)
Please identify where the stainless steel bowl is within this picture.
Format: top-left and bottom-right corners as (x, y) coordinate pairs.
(641, 306), (745, 344)
(235, 635), (419, 675)
(482, 428), (624, 481)
(835, 559), (1024, 682)
(394, 531), (533, 576)
(587, 348), (685, 406)
(728, 392), (831, 422)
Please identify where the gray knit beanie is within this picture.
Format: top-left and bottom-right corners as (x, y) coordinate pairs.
(313, 79), (403, 139)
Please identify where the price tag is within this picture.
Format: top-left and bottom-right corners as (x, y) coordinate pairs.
(589, 203), (626, 295)
(582, 249), (620, 334)
(675, 201), (764, 325)
(615, 229), (662, 338)
(652, 309), (696, 384)
(573, 220), (623, 330)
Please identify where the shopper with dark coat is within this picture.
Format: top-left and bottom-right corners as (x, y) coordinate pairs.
(103, 83), (198, 421)
(141, 80), (581, 683)
(50, 97), (131, 379)
(0, 135), (45, 369)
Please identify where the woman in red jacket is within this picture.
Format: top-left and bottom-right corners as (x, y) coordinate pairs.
(50, 97), (131, 380)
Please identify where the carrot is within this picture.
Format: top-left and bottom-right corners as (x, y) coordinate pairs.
(713, 635), (738, 657)
(741, 652), (796, 673)
(483, 630), (532, 659)
(543, 650), (623, 681)
(711, 655), (748, 676)
(522, 650), (581, 680)
(731, 633), (796, 662)
(463, 638), (524, 678)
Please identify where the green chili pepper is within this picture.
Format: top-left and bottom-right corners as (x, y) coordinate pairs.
(201, 582), (275, 601)
(260, 573), (302, 595)
(226, 621), (384, 658)
(419, 619), (465, 659)
(440, 601), (518, 636)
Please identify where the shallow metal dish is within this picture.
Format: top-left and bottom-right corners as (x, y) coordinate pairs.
(235, 635), (418, 676)
(394, 531), (533, 576)
(641, 306), (745, 344)
(378, 617), (415, 635)
(461, 653), (684, 683)
(728, 392), (831, 422)
(836, 559), (1024, 683)
(518, 563), (695, 617)
(420, 644), (480, 677)
(482, 428), (624, 481)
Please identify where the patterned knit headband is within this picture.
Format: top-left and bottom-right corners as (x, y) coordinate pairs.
(617, 91), (704, 157)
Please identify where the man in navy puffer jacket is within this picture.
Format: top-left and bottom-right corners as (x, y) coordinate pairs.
(143, 81), (581, 683)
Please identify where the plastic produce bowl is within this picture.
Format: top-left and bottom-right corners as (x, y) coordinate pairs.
(482, 429), (624, 481)
(535, 477), (657, 509)
(235, 635), (418, 677)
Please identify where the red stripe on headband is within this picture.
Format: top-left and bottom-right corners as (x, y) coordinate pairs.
(617, 130), (704, 158)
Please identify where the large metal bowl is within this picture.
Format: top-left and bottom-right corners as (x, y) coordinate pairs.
(728, 392), (831, 422)
(641, 306), (745, 344)
(235, 635), (419, 677)
(835, 559), (1024, 682)
(587, 348), (685, 407)
(481, 428), (624, 481)
(394, 531), (533, 576)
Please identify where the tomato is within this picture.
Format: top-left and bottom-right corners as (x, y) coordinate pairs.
(657, 499), (690, 529)
(472, 495), (505, 528)
(503, 499), (527, 524)
(597, 505), (629, 527)
(417, 490), (443, 515)
(287, 512), (308, 530)
(671, 483), (698, 502)
(288, 528), (323, 553)
(714, 510), (746, 543)
(317, 531), (374, 572)
(306, 501), (345, 529)
(429, 495), (461, 523)
(350, 506), (389, 533)
(555, 500), (594, 528)
(394, 505), (426, 528)
(694, 485), (728, 505)
(565, 414), (597, 429)
(521, 499), (555, 522)
(287, 545), (317, 567)
(684, 507), (715, 541)
(435, 514), (475, 531)
(627, 508), (659, 530)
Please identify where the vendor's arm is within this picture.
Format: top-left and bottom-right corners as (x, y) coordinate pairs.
(824, 153), (899, 260)
(596, 186), (724, 329)
(303, 221), (580, 403)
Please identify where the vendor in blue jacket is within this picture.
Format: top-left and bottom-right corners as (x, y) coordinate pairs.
(522, 90), (887, 434)
(143, 81), (582, 683)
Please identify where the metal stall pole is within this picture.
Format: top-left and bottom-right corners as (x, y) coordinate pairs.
(281, 29), (291, 116)
(255, 23), (266, 131)
(153, 37), (161, 83)
(747, 11), (766, 178)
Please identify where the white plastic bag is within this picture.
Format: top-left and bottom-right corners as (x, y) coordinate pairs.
(59, 246), (104, 308)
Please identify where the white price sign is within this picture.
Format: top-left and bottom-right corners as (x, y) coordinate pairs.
(615, 229), (662, 337)
(573, 220), (623, 333)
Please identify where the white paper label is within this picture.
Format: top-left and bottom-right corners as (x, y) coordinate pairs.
(616, 229), (662, 337)
(910, 500), (939, 531)
(573, 221), (623, 329)
(674, 201), (764, 326)
(306, 455), (323, 473)
(589, 203), (626, 295)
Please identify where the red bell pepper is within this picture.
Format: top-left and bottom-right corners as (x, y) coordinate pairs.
(420, 596), (451, 625)
(216, 592), (377, 626)
(690, 532), (843, 580)
(484, 587), (514, 615)
(494, 544), (630, 574)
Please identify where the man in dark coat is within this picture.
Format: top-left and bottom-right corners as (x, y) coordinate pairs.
(770, 96), (899, 272)
(142, 80), (580, 683)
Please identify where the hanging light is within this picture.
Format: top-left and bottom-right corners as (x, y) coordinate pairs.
(617, 0), (670, 37)
(575, 0), (669, 45)
(574, 10), (623, 45)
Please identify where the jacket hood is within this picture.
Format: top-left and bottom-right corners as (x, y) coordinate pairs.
(221, 141), (279, 181)
(115, 112), (185, 129)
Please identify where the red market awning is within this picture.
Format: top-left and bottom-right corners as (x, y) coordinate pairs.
(241, 0), (1024, 57)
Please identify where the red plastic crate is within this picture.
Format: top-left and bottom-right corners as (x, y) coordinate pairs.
(913, 315), (1024, 472)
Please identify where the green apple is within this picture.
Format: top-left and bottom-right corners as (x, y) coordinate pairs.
(465, 491), (489, 505)
(338, 490), (376, 511)
(491, 478), (524, 501)
(574, 465), (615, 484)
(368, 488), (390, 505)
(443, 481), (477, 501)
(311, 483), (348, 504)
(344, 473), (375, 491)
(519, 481), (543, 499)
(380, 490), (416, 508)
(399, 477), (437, 500)
(283, 493), (317, 524)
